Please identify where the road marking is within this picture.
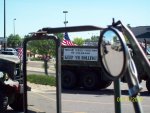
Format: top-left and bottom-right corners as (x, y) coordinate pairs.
(28, 106), (45, 113)
(30, 91), (119, 105)
(62, 111), (86, 113)
(30, 91), (150, 110)
(62, 99), (115, 105)
(31, 89), (56, 93)
(31, 92), (56, 102)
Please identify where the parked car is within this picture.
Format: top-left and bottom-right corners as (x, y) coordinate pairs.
(0, 48), (18, 56)
(5, 48), (17, 52)
(1, 51), (18, 56)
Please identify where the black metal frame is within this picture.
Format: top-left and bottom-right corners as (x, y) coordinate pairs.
(22, 25), (104, 113)
(22, 34), (61, 113)
(42, 25), (104, 33)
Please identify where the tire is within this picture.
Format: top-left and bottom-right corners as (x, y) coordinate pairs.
(9, 94), (23, 112)
(82, 72), (99, 90)
(146, 79), (150, 93)
(0, 93), (8, 113)
(62, 70), (77, 89)
(98, 81), (112, 89)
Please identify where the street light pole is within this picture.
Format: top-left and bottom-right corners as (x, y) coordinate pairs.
(4, 0), (6, 50)
(63, 11), (68, 27)
(13, 18), (16, 36)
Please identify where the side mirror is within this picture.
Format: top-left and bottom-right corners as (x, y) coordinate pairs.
(98, 27), (127, 80)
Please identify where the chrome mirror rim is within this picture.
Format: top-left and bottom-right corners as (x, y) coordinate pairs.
(98, 27), (128, 80)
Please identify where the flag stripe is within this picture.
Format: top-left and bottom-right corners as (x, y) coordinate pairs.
(61, 32), (76, 46)
(18, 48), (23, 59)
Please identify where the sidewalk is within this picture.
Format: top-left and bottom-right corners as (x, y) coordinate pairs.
(27, 66), (56, 74)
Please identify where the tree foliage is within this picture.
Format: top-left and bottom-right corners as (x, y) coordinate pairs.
(55, 33), (64, 41)
(73, 37), (84, 46)
(91, 35), (99, 41)
(27, 38), (56, 57)
(7, 34), (22, 48)
(84, 35), (99, 42)
(26, 33), (63, 75)
(113, 36), (118, 42)
(26, 33), (63, 57)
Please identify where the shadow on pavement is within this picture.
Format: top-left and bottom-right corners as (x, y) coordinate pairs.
(62, 88), (150, 97)
(140, 91), (150, 96)
(6, 110), (41, 113)
(62, 88), (115, 95)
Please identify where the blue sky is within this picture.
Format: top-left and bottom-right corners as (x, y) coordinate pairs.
(0, 0), (150, 39)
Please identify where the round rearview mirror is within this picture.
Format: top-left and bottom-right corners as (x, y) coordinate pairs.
(98, 27), (127, 80)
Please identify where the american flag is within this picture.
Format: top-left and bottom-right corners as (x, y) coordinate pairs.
(61, 32), (76, 46)
(17, 48), (23, 59)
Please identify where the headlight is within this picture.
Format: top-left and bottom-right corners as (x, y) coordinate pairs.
(14, 69), (18, 76)
(0, 71), (4, 78)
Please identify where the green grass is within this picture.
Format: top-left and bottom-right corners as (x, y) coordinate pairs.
(27, 74), (56, 86)
(30, 57), (42, 61)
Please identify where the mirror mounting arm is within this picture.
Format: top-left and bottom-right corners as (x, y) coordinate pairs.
(107, 18), (122, 28)
(127, 57), (142, 96)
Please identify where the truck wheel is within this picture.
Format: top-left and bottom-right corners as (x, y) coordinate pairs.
(0, 93), (8, 113)
(9, 94), (23, 111)
(82, 72), (98, 90)
(146, 79), (150, 92)
(98, 81), (112, 89)
(62, 70), (77, 89)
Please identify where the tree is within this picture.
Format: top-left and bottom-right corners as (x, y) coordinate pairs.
(73, 37), (84, 46)
(26, 33), (63, 57)
(55, 33), (64, 41)
(7, 34), (22, 48)
(28, 39), (56, 75)
(84, 35), (99, 42)
(84, 38), (91, 42)
(91, 35), (99, 41)
(113, 36), (118, 42)
(27, 33), (63, 75)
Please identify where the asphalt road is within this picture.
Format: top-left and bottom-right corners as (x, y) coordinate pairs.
(6, 59), (150, 113)
(7, 81), (150, 113)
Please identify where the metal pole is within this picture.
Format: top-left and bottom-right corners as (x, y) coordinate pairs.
(65, 13), (66, 27)
(13, 18), (16, 36)
(114, 78), (122, 113)
(144, 39), (147, 54)
(4, 0), (6, 50)
(63, 11), (68, 27)
(126, 71), (143, 113)
(132, 95), (143, 113)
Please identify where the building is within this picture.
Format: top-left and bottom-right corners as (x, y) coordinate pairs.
(131, 26), (150, 43)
